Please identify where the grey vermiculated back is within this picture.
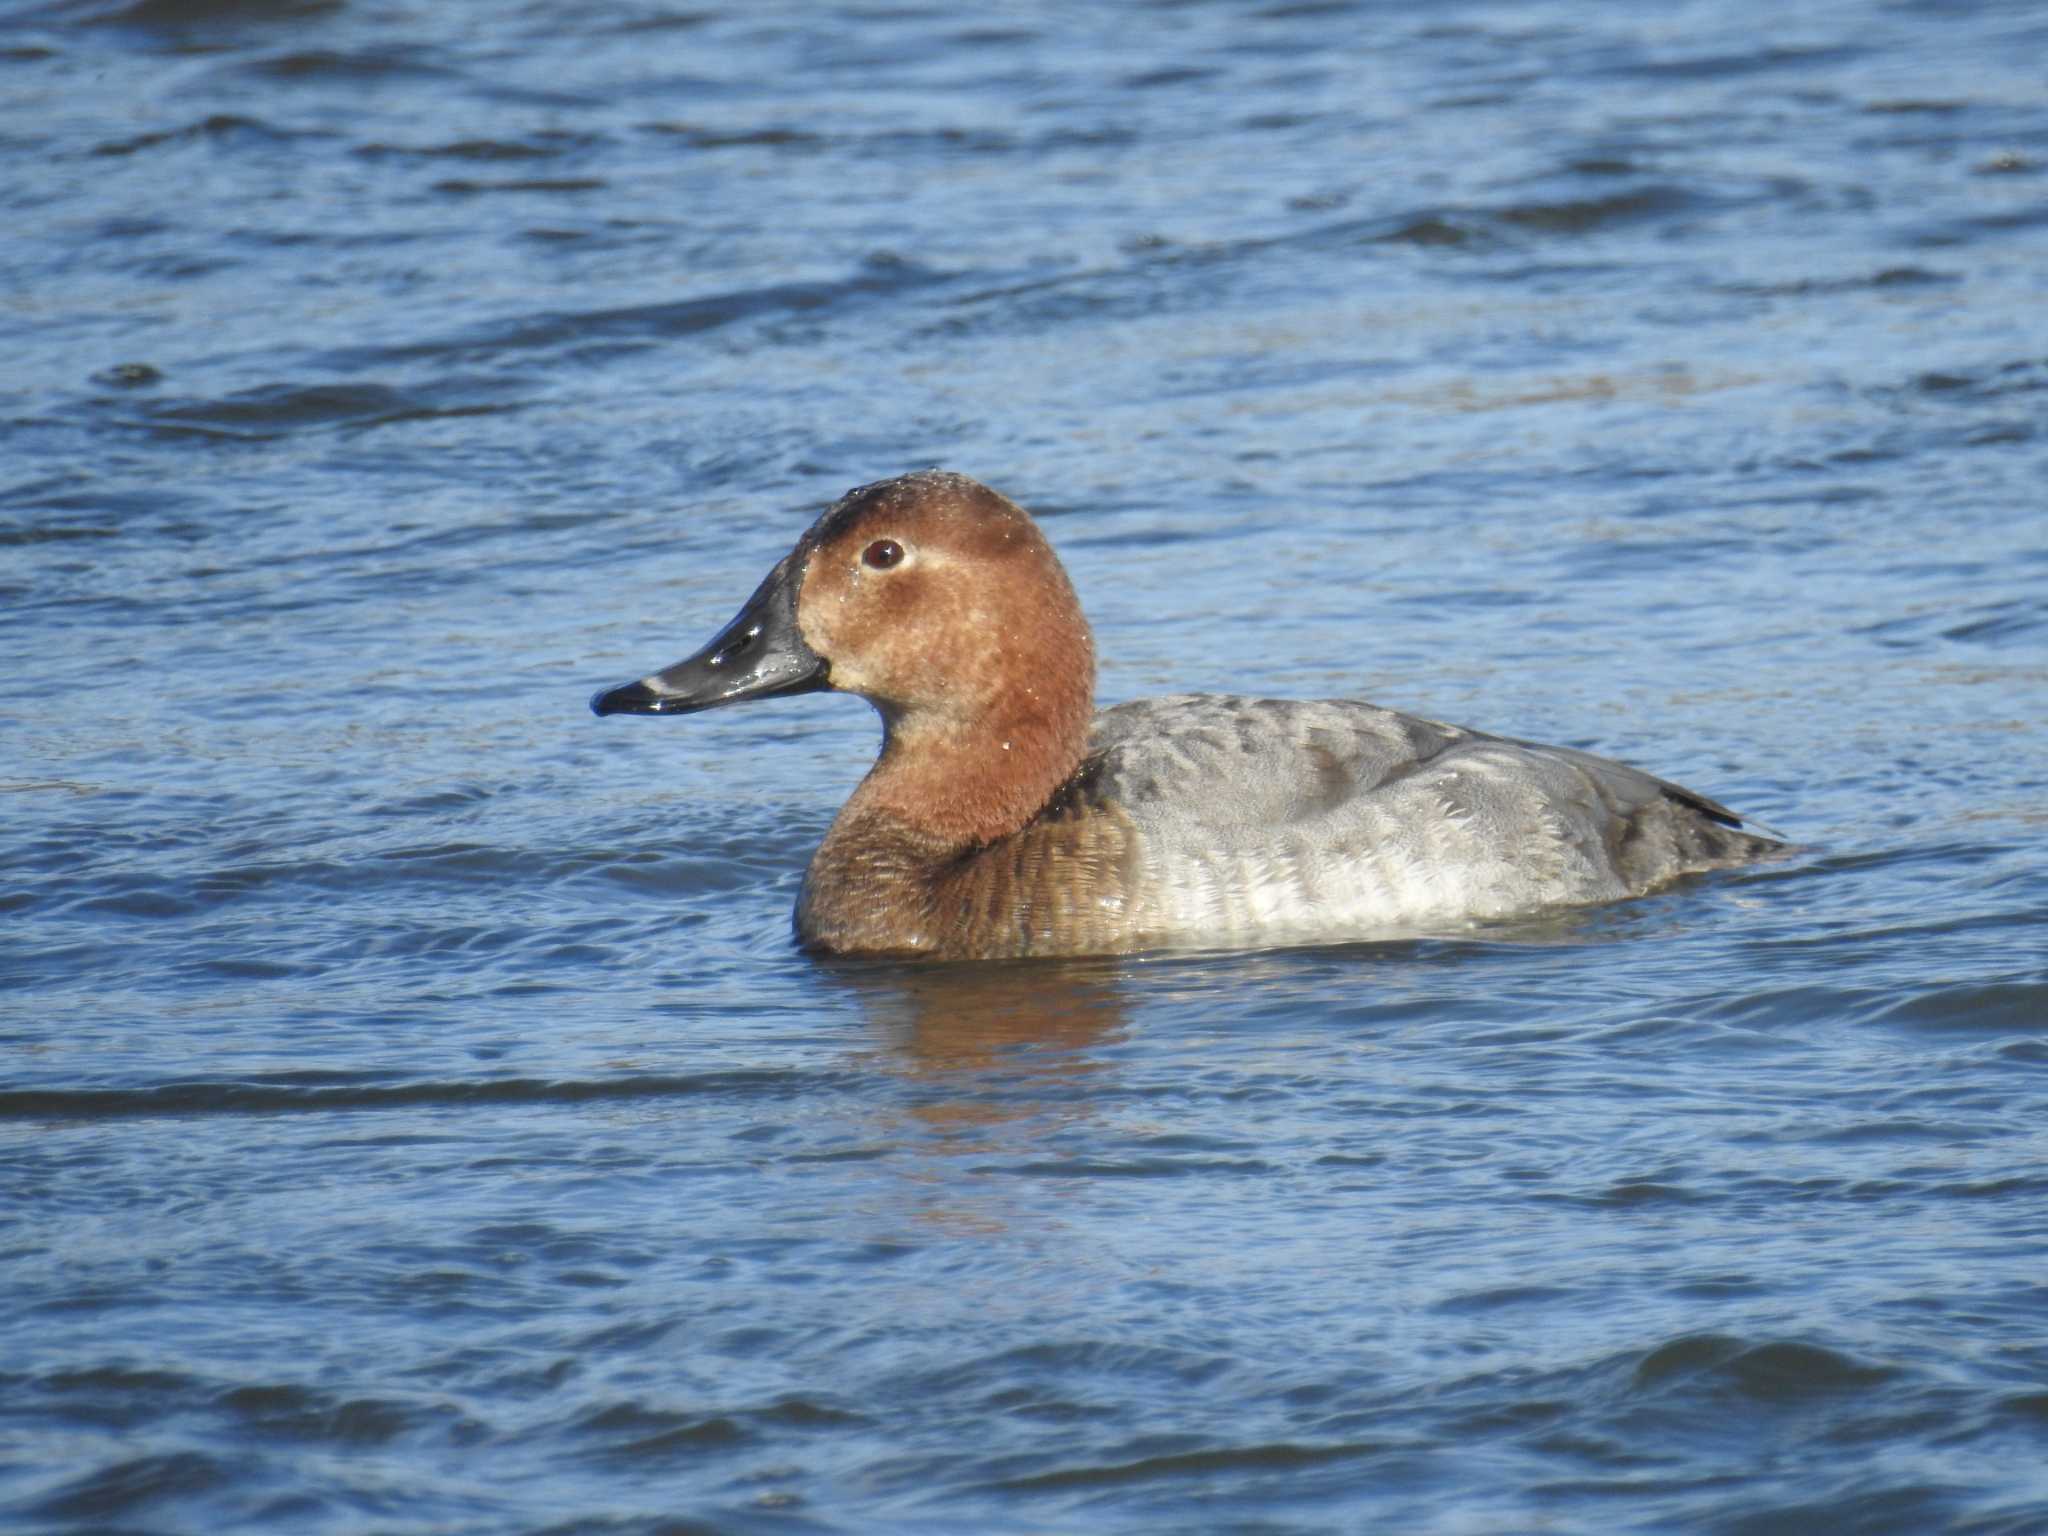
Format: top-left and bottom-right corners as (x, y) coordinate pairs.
(1084, 695), (1775, 941)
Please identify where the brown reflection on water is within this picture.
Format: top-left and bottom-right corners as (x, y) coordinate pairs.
(811, 958), (1139, 1240)
(821, 956), (1130, 1134)
(830, 957), (1129, 1066)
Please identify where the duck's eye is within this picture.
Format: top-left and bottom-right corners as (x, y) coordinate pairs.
(862, 538), (904, 570)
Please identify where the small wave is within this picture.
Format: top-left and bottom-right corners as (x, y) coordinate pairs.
(67, 0), (337, 29)
(575, 1401), (750, 1463)
(431, 176), (608, 197)
(1631, 1334), (1898, 1401)
(984, 1155), (1276, 1179)
(1371, 214), (1482, 247)
(237, 48), (445, 84)
(28, 1450), (230, 1523)
(0, 1068), (822, 1122)
(1871, 973), (2048, 1034)
(1492, 184), (1698, 236)
(986, 1437), (1388, 1493)
(0, 524), (118, 547)
(355, 133), (598, 163)
(316, 259), (952, 374)
(217, 1383), (434, 1446)
(1717, 265), (1960, 297)
(1593, 42), (1859, 84)
(572, 1391), (873, 1470)
(643, 121), (824, 151)
(899, 1338), (1235, 1400)
(112, 379), (527, 441)
(90, 112), (303, 158)
(1907, 358), (2048, 405)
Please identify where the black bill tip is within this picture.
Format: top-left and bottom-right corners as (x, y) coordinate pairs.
(590, 679), (670, 716)
(590, 547), (831, 723)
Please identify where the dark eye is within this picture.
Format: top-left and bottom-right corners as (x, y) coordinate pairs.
(862, 538), (903, 570)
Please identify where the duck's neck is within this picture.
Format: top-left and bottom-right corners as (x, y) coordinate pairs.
(797, 685), (1093, 954)
(858, 688), (1092, 848)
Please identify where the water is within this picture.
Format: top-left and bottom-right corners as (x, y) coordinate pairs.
(5, 0), (2047, 1530)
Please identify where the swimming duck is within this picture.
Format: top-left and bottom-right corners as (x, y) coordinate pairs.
(592, 471), (1777, 958)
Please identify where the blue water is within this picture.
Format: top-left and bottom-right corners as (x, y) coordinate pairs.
(5, 1), (2048, 1531)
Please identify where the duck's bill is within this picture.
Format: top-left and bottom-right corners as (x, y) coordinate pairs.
(590, 558), (829, 717)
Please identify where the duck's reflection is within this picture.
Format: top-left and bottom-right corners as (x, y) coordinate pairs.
(826, 955), (1128, 1065)
(819, 958), (1146, 1163)
(818, 911), (1642, 1094)
(803, 956), (1136, 1239)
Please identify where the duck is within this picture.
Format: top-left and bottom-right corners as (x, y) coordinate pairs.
(592, 470), (1779, 959)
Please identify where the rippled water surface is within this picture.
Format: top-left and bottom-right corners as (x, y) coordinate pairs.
(6, 1), (2048, 1531)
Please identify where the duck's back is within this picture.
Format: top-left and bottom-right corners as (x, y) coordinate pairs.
(1076, 694), (1774, 944)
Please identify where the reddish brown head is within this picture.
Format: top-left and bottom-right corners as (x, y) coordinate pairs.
(594, 471), (1097, 849)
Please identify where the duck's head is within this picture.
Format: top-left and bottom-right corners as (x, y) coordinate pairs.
(592, 471), (1095, 757)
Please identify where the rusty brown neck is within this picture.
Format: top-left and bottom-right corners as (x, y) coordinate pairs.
(847, 679), (1092, 851)
(795, 680), (1095, 954)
